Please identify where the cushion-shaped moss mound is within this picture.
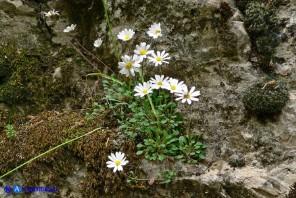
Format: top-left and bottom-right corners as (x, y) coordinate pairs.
(242, 78), (289, 115)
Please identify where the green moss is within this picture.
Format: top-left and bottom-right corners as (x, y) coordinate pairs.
(0, 44), (80, 114)
(0, 82), (29, 105)
(236, 1), (284, 73)
(242, 78), (289, 115)
(245, 2), (279, 36)
(235, 0), (288, 13)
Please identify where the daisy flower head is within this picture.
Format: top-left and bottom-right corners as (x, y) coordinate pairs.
(134, 82), (153, 97)
(118, 55), (142, 77)
(106, 152), (129, 173)
(150, 75), (169, 89)
(163, 78), (186, 93)
(147, 23), (162, 39)
(94, 38), (102, 48)
(134, 42), (154, 59)
(175, 85), (201, 105)
(117, 29), (135, 41)
(44, 9), (59, 17)
(63, 24), (76, 33)
(148, 50), (171, 66)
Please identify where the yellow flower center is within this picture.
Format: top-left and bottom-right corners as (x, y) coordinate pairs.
(156, 57), (162, 62)
(171, 85), (176, 90)
(155, 30), (161, 35)
(184, 93), (190, 99)
(143, 89), (148, 94)
(157, 81), (163, 86)
(125, 35), (131, 40)
(115, 160), (121, 166)
(125, 62), (132, 69)
(140, 49), (146, 55)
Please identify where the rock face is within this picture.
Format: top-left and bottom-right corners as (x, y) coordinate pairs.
(0, 0), (295, 197)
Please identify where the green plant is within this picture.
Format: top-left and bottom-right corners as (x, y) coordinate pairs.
(126, 171), (138, 184)
(158, 169), (177, 184)
(102, 78), (206, 162)
(85, 102), (105, 121)
(176, 134), (207, 163)
(242, 78), (289, 115)
(5, 124), (16, 138)
(137, 130), (179, 161)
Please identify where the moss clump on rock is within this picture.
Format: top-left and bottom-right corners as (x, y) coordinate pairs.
(245, 2), (279, 35)
(0, 44), (80, 113)
(244, 2), (280, 72)
(235, 0), (288, 14)
(242, 78), (289, 115)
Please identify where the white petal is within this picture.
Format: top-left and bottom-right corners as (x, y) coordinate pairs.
(111, 153), (116, 160)
(118, 165), (123, 171)
(191, 91), (200, 97)
(107, 164), (115, 168)
(191, 97), (199, 101)
(113, 166), (118, 172)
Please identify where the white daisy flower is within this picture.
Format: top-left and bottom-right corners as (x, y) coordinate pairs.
(147, 23), (162, 39)
(134, 42), (154, 59)
(149, 75), (169, 89)
(175, 85), (201, 105)
(44, 9), (59, 17)
(118, 55), (142, 77)
(117, 29), (135, 41)
(106, 152), (129, 173)
(163, 78), (186, 93)
(63, 24), (76, 33)
(94, 38), (102, 48)
(134, 82), (153, 97)
(148, 50), (171, 66)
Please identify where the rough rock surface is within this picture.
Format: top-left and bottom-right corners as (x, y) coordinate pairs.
(0, 0), (295, 197)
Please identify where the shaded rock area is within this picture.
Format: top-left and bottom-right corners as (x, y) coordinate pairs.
(0, 0), (295, 197)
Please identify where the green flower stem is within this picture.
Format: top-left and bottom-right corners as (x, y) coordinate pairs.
(102, 0), (120, 62)
(0, 127), (102, 179)
(147, 94), (158, 121)
(139, 68), (145, 83)
(138, 69), (160, 129)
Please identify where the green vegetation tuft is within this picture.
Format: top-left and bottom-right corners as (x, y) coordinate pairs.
(89, 78), (207, 163)
(0, 44), (78, 113)
(245, 2), (280, 71)
(4, 124), (16, 138)
(242, 78), (289, 115)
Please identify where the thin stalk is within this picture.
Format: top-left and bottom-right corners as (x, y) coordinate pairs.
(102, 0), (120, 62)
(65, 38), (122, 85)
(138, 69), (160, 128)
(87, 72), (123, 85)
(66, 37), (100, 72)
(74, 39), (115, 74)
(0, 127), (102, 179)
